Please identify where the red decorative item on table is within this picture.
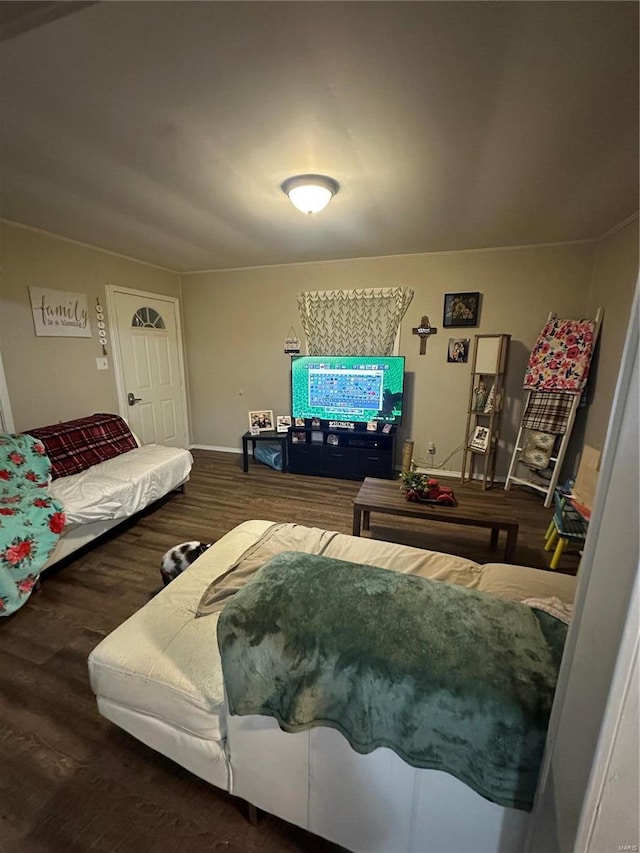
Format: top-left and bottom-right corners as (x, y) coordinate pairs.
(401, 469), (456, 506)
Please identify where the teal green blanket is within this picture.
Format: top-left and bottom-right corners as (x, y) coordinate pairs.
(217, 551), (567, 811)
(0, 434), (66, 616)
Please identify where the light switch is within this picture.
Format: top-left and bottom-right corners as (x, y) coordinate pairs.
(96, 357), (109, 370)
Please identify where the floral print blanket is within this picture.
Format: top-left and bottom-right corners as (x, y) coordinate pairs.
(524, 319), (595, 394)
(0, 434), (66, 616)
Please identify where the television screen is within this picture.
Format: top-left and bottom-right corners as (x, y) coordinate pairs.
(291, 355), (405, 425)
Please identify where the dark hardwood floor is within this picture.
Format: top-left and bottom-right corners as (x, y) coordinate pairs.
(0, 450), (578, 852)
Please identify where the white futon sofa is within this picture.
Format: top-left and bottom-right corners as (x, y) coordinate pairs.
(26, 413), (193, 569)
(88, 519), (577, 853)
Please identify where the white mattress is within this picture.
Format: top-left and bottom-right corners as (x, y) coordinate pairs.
(88, 521), (274, 772)
(89, 520), (577, 815)
(49, 444), (193, 524)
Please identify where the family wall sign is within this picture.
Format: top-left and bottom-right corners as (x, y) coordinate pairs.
(29, 287), (92, 338)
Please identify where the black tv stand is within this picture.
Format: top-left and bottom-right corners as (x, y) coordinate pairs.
(287, 422), (397, 480)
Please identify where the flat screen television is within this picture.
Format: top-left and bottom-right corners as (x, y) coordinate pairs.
(290, 355), (405, 425)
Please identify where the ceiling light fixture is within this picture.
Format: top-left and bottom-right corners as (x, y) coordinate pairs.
(281, 174), (339, 214)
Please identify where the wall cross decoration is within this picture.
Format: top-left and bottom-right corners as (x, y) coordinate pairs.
(411, 316), (438, 354)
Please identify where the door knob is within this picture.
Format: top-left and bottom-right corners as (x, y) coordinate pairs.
(127, 392), (142, 406)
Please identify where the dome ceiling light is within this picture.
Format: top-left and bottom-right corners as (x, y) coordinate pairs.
(281, 174), (339, 214)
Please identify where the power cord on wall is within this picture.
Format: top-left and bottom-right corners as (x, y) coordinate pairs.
(414, 443), (464, 471)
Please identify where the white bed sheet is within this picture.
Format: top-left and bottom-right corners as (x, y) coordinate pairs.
(49, 444), (193, 524)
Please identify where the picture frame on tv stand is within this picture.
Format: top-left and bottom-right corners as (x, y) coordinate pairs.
(248, 409), (274, 432)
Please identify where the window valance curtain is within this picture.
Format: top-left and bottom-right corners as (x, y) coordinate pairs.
(297, 287), (414, 356)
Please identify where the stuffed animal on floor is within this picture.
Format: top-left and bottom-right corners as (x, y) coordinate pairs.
(160, 541), (212, 586)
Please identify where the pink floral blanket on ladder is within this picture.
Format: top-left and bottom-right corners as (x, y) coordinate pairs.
(524, 318), (595, 394)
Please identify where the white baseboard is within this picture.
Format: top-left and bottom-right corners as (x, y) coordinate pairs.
(190, 444), (242, 454)
(414, 466), (462, 479)
(413, 466), (508, 484)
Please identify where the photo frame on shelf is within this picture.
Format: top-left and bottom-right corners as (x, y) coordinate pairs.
(443, 292), (481, 328)
(248, 410), (274, 432)
(469, 425), (490, 452)
(276, 415), (292, 433)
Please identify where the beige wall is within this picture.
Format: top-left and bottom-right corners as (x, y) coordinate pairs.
(0, 222), (181, 430)
(584, 217), (639, 451)
(3, 218), (635, 475)
(182, 241), (597, 477)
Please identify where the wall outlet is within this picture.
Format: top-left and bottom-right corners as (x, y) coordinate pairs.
(427, 441), (436, 454)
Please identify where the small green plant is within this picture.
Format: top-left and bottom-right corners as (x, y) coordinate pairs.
(399, 462), (428, 498)
(398, 463), (456, 505)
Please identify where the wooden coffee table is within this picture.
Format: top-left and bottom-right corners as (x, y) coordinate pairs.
(352, 477), (519, 563)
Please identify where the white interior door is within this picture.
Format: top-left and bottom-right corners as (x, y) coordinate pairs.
(109, 289), (188, 448)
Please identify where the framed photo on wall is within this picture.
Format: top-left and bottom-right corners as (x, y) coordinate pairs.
(248, 410), (274, 432)
(443, 292), (481, 328)
(447, 338), (470, 363)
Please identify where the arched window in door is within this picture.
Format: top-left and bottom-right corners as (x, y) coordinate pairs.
(131, 306), (166, 329)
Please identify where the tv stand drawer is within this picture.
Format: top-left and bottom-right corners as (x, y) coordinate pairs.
(287, 427), (395, 480)
(354, 452), (392, 479)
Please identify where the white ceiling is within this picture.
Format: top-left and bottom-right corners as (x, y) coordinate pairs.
(1, 1), (638, 272)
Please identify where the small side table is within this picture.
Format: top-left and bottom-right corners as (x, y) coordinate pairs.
(241, 430), (288, 473)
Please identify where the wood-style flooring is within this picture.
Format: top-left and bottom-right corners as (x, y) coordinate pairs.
(0, 450), (579, 852)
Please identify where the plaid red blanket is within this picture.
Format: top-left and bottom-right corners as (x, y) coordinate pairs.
(26, 413), (138, 479)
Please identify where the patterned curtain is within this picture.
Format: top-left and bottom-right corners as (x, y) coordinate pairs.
(297, 287), (414, 355)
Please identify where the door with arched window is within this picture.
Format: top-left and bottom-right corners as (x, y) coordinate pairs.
(107, 286), (188, 448)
